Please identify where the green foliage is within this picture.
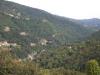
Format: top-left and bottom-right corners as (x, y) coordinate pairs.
(0, 47), (38, 75)
(86, 60), (100, 75)
(39, 69), (50, 75)
(38, 68), (86, 75)
(89, 30), (100, 40)
(33, 40), (100, 72)
(0, 47), (87, 75)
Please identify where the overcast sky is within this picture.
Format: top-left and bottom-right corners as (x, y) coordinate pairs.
(7, 0), (100, 19)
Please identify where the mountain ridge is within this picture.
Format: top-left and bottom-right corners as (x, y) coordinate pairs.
(0, 0), (94, 57)
(77, 18), (100, 31)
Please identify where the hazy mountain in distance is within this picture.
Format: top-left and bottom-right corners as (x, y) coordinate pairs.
(77, 18), (100, 31)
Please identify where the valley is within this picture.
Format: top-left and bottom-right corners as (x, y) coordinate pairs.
(0, 0), (100, 75)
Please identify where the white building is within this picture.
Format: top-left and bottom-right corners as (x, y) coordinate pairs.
(4, 26), (10, 32)
(40, 39), (48, 46)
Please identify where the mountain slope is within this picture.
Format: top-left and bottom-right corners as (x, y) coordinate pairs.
(77, 18), (100, 31)
(89, 30), (100, 40)
(0, 0), (93, 56)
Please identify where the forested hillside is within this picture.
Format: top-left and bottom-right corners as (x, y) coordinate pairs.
(89, 30), (100, 40)
(77, 18), (100, 31)
(0, 0), (100, 75)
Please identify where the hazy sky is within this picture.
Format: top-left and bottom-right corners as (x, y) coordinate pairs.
(7, 0), (100, 19)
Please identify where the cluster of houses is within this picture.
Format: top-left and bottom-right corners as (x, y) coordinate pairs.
(39, 39), (48, 46)
(19, 32), (28, 36)
(0, 41), (18, 47)
(0, 38), (49, 47)
(4, 11), (30, 20)
(4, 26), (10, 32)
